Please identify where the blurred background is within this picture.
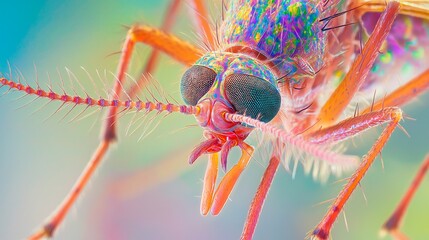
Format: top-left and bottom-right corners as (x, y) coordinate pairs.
(0, 1), (429, 239)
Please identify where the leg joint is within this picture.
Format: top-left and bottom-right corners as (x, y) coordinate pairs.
(388, 107), (403, 123)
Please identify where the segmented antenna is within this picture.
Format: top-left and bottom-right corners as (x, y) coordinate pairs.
(0, 77), (199, 115)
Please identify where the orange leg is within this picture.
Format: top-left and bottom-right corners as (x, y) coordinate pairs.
(311, 108), (403, 239)
(28, 1), (204, 238)
(381, 155), (429, 240)
(29, 142), (110, 240)
(125, 25), (203, 65)
(314, 1), (400, 128)
(207, 142), (254, 215)
(241, 150), (281, 240)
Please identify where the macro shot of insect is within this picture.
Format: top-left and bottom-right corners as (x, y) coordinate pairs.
(1, 0), (429, 239)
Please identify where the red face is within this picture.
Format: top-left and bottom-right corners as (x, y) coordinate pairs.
(194, 98), (253, 152)
(180, 63), (281, 166)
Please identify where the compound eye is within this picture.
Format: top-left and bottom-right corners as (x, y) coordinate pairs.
(224, 74), (281, 123)
(180, 65), (217, 106)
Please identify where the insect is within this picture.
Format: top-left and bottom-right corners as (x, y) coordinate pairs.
(0, 0), (428, 240)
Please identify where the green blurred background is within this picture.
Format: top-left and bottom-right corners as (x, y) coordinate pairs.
(0, 1), (429, 239)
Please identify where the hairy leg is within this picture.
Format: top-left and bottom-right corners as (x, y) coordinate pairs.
(310, 69), (429, 240)
(311, 107), (403, 239)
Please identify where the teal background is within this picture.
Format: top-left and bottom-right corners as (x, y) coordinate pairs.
(0, 1), (429, 239)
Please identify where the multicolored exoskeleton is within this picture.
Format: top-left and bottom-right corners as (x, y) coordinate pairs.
(1, 0), (429, 239)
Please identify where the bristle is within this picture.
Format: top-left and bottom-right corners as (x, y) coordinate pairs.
(125, 110), (141, 136)
(139, 112), (169, 141)
(319, 4), (362, 32)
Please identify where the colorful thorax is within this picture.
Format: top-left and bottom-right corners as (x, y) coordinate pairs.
(221, 0), (325, 78)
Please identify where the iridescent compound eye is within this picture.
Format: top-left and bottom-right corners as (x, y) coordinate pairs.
(180, 65), (217, 106)
(224, 74), (281, 123)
